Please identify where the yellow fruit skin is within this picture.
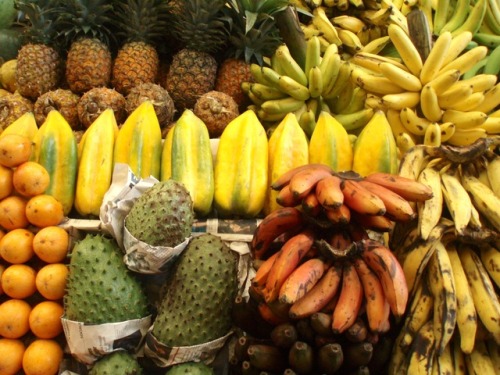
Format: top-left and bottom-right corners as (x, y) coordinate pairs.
(75, 109), (117, 217)
(31, 110), (77, 216)
(0, 112), (38, 140)
(161, 109), (214, 217)
(352, 109), (398, 177)
(214, 110), (268, 218)
(113, 101), (162, 179)
(264, 113), (309, 215)
(309, 111), (353, 172)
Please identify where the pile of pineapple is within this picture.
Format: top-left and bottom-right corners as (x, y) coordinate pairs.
(0, 0), (283, 138)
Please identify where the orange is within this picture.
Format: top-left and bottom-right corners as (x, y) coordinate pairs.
(32, 226), (70, 263)
(0, 134), (32, 168)
(0, 195), (29, 230)
(35, 263), (68, 301)
(0, 263), (4, 295)
(22, 339), (63, 375)
(1, 264), (37, 299)
(12, 161), (50, 197)
(28, 301), (64, 339)
(0, 299), (32, 339)
(0, 164), (13, 200)
(0, 228), (35, 264)
(0, 338), (25, 375)
(25, 195), (64, 228)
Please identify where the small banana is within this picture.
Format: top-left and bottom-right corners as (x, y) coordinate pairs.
(250, 83), (287, 101)
(441, 30), (473, 66)
(450, 0), (488, 37)
(319, 44), (341, 97)
(274, 44), (308, 87)
(381, 91), (421, 110)
(447, 127), (487, 146)
(486, 155), (500, 196)
(465, 339), (498, 375)
(405, 320), (436, 374)
(448, 92), (486, 112)
(332, 108), (374, 131)
(442, 109), (488, 129)
(396, 131), (417, 154)
(312, 6), (342, 46)
(350, 65), (404, 95)
(400, 106), (431, 136)
(323, 61), (352, 99)
(420, 31), (453, 84)
(338, 86), (366, 114)
(308, 65), (323, 99)
(458, 73), (497, 93)
(337, 28), (363, 51)
(473, 83), (500, 113)
(332, 15), (366, 34)
(304, 35), (322, 78)
(278, 75), (311, 101)
(379, 61), (422, 92)
(423, 122), (442, 147)
(439, 122), (457, 142)
(441, 168), (473, 234)
(440, 0), (471, 34)
(439, 45), (489, 76)
(437, 84), (474, 109)
(427, 69), (461, 95)
(350, 51), (407, 75)
(420, 85), (443, 122)
(461, 172), (500, 231)
(261, 96), (307, 115)
(360, 35), (391, 54)
(387, 23), (423, 77)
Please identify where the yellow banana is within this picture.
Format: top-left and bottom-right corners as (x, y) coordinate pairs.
(381, 91), (420, 110)
(438, 122), (456, 142)
(462, 172), (500, 231)
(319, 44), (341, 97)
(447, 242), (478, 354)
(323, 61), (352, 99)
(301, 24), (323, 40)
(379, 61), (422, 92)
(417, 165), (443, 240)
(298, 109), (317, 137)
(331, 80), (355, 113)
(423, 122), (441, 146)
(405, 320), (436, 374)
(350, 65), (404, 95)
(396, 131), (417, 154)
(350, 51), (408, 75)
(312, 6), (342, 45)
(473, 83), (500, 113)
(437, 84), (474, 109)
(420, 85), (443, 122)
(278, 75), (311, 101)
(338, 86), (366, 114)
(400, 106), (431, 136)
(448, 92), (485, 112)
(458, 73), (497, 93)
(332, 107), (374, 131)
(450, 0), (488, 37)
(465, 339), (498, 375)
(479, 244), (500, 289)
(442, 31), (473, 66)
(387, 23), (423, 76)
(442, 109), (488, 129)
(250, 83), (287, 101)
(360, 35), (391, 54)
(420, 31), (453, 84)
(308, 66), (323, 98)
(274, 44), (308, 87)
(332, 15), (366, 34)
(439, 46), (489, 76)
(304, 35), (321, 78)
(427, 69), (461, 95)
(261, 66), (282, 88)
(337, 28), (363, 51)
(261, 96), (307, 115)
(441, 168), (473, 235)
(486, 155), (500, 196)
(448, 127), (487, 146)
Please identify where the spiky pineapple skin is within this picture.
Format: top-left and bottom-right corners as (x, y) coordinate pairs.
(89, 351), (143, 375)
(193, 90), (239, 138)
(151, 234), (238, 347)
(214, 58), (253, 111)
(66, 38), (112, 94)
(34, 88), (80, 128)
(15, 43), (62, 100)
(77, 87), (127, 128)
(112, 41), (159, 95)
(165, 49), (218, 112)
(125, 179), (194, 247)
(64, 234), (149, 324)
(0, 93), (33, 133)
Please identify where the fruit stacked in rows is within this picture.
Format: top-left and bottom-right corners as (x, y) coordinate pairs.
(0, 133), (68, 375)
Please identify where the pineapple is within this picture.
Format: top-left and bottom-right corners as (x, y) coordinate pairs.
(34, 89), (80, 129)
(15, 0), (63, 100)
(56, 0), (115, 94)
(0, 93), (33, 133)
(165, 0), (228, 112)
(215, 0), (287, 111)
(111, 0), (169, 95)
(77, 87), (127, 128)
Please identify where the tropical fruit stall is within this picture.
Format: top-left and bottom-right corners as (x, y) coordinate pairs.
(0, 0), (499, 374)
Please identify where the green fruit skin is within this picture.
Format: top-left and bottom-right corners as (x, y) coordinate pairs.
(165, 362), (215, 375)
(89, 351), (143, 375)
(0, 28), (21, 61)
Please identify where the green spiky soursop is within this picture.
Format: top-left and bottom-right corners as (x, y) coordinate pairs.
(64, 234), (149, 323)
(89, 351), (143, 375)
(152, 234), (239, 346)
(125, 179), (194, 247)
(165, 362), (215, 375)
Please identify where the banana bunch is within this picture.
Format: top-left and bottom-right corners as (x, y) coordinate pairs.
(389, 235), (500, 375)
(432, 0), (500, 49)
(348, 25), (500, 150)
(244, 36), (373, 137)
(254, 163), (432, 238)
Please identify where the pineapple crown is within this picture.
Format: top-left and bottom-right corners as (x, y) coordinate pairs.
(54, 0), (116, 51)
(169, 0), (229, 54)
(223, 0), (288, 66)
(113, 0), (169, 47)
(15, 0), (61, 48)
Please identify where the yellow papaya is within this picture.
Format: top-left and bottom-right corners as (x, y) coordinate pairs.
(0, 111), (38, 140)
(75, 108), (117, 217)
(31, 110), (78, 216)
(264, 112), (309, 215)
(161, 109), (214, 217)
(160, 124), (175, 181)
(309, 111), (353, 172)
(113, 101), (162, 179)
(352, 109), (398, 176)
(214, 110), (268, 218)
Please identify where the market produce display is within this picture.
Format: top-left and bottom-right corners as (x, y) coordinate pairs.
(0, 0), (500, 374)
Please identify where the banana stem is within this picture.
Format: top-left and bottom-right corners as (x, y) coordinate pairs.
(315, 238), (356, 260)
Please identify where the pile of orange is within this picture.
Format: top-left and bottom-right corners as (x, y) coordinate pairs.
(0, 134), (68, 375)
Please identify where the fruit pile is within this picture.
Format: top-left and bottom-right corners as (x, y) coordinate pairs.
(0, 134), (67, 375)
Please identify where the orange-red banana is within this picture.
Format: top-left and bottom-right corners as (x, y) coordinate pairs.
(359, 239), (409, 317)
(276, 184), (302, 207)
(279, 258), (329, 304)
(301, 191), (322, 217)
(351, 211), (395, 232)
(289, 264), (343, 319)
(315, 174), (345, 209)
(271, 163), (334, 190)
(263, 229), (316, 303)
(353, 257), (391, 333)
(288, 166), (335, 200)
(341, 179), (387, 216)
(363, 172), (434, 202)
(258, 302), (289, 326)
(251, 207), (305, 259)
(252, 251), (279, 288)
(324, 204), (351, 224)
(358, 179), (416, 222)
(331, 263), (364, 334)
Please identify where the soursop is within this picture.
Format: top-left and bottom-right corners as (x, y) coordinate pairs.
(125, 179), (194, 247)
(152, 234), (238, 346)
(89, 351), (143, 375)
(165, 362), (215, 375)
(64, 234), (149, 323)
